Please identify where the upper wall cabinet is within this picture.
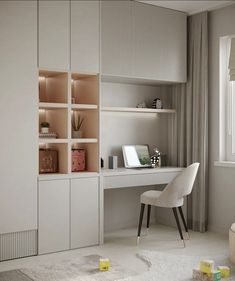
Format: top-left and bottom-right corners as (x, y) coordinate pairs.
(101, 1), (187, 83)
(101, 0), (132, 76)
(133, 2), (187, 82)
(71, 1), (99, 73)
(39, 0), (70, 70)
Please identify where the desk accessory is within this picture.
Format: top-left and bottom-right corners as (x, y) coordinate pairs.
(122, 144), (152, 168)
(109, 156), (118, 169)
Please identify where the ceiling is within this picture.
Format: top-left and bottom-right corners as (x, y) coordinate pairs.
(138, 1), (235, 15)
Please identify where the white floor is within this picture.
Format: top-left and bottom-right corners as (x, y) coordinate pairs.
(0, 224), (229, 274)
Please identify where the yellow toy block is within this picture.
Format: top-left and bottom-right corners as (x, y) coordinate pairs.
(217, 266), (231, 278)
(99, 258), (110, 271)
(200, 260), (215, 274)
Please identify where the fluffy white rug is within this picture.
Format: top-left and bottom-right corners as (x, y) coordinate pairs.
(21, 255), (137, 281)
(19, 251), (235, 281)
(120, 250), (235, 281)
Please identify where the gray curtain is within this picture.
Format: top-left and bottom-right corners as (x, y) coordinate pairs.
(172, 12), (208, 232)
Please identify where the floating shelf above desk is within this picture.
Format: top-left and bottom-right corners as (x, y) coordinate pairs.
(101, 107), (176, 114)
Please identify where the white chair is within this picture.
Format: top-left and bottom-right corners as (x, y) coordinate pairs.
(137, 163), (200, 246)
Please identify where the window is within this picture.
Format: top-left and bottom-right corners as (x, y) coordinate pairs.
(220, 36), (235, 162)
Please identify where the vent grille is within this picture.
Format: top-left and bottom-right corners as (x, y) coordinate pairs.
(0, 230), (37, 261)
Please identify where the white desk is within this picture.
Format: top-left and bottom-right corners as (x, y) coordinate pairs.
(99, 167), (184, 243)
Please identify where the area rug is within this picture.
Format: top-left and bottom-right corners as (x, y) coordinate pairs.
(120, 250), (235, 281)
(20, 254), (137, 281)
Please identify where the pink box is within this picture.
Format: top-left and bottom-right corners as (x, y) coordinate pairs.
(72, 149), (85, 172)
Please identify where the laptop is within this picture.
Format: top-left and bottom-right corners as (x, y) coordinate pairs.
(122, 144), (153, 168)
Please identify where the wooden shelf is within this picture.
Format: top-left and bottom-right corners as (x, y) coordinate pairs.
(39, 138), (69, 144)
(39, 102), (68, 109)
(71, 138), (98, 143)
(71, 104), (98, 110)
(101, 107), (176, 114)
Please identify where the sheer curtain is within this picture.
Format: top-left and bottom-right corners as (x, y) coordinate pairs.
(172, 12), (208, 232)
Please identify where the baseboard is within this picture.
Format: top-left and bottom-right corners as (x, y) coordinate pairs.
(207, 224), (229, 235)
(0, 229), (37, 261)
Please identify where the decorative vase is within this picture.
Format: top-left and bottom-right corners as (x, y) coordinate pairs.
(41, 127), (49, 133)
(72, 130), (82, 138)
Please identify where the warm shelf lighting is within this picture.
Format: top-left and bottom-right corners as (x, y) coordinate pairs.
(39, 76), (46, 81)
(39, 109), (46, 113)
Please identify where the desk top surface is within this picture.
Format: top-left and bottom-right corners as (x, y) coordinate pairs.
(101, 167), (184, 177)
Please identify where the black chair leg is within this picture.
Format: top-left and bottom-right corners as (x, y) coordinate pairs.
(137, 203), (145, 243)
(172, 207), (185, 247)
(178, 206), (189, 239)
(147, 205), (151, 231)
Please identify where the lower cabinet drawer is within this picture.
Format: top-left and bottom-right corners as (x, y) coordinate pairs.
(71, 177), (99, 249)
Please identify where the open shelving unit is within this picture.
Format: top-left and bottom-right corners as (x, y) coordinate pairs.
(38, 70), (99, 176)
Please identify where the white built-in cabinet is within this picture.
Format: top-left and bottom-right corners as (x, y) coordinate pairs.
(38, 180), (70, 254)
(101, 0), (187, 83)
(38, 0), (70, 70)
(38, 177), (99, 254)
(71, 177), (99, 248)
(71, 0), (99, 73)
(133, 2), (186, 82)
(101, 0), (132, 76)
(0, 1), (37, 235)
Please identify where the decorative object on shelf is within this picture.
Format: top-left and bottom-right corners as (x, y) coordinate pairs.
(39, 148), (58, 173)
(71, 97), (76, 104)
(151, 147), (161, 167)
(72, 149), (86, 172)
(40, 122), (50, 133)
(72, 111), (84, 138)
(136, 101), (147, 108)
(39, 132), (57, 139)
(152, 98), (163, 109)
(109, 156), (118, 169)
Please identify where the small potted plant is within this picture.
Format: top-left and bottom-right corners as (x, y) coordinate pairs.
(72, 112), (84, 138)
(41, 122), (50, 133)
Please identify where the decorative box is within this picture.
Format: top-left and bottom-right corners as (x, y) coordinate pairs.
(39, 149), (58, 173)
(72, 149), (85, 172)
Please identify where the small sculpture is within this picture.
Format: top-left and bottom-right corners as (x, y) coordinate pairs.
(152, 98), (163, 109)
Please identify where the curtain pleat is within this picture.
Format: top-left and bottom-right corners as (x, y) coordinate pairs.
(172, 12), (208, 232)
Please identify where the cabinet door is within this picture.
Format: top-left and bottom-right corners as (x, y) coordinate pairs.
(0, 1), (37, 234)
(133, 2), (186, 82)
(71, 177), (99, 248)
(38, 180), (70, 254)
(101, 0), (132, 76)
(39, 0), (70, 70)
(71, 0), (99, 73)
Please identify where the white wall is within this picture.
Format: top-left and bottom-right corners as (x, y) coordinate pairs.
(208, 3), (235, 233)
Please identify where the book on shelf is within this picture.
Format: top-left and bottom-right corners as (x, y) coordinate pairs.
(39, 132), (57, 139)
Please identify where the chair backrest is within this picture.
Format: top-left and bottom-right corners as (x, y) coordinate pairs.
(157, 163), (200, 207)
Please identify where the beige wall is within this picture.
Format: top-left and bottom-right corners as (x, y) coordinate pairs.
(208, 3), (235, 233)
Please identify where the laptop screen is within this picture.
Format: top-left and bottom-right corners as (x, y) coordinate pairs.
(122, 145), (152, 168)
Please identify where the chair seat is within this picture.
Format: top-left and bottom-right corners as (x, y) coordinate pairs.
(141, 190), (162, 205)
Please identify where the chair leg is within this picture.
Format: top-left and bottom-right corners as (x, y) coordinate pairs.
(137, 203), (145, 244)
(172, 207), (185, 247)
(178, 206), (189, 239)
(147, 205), (151, 233)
